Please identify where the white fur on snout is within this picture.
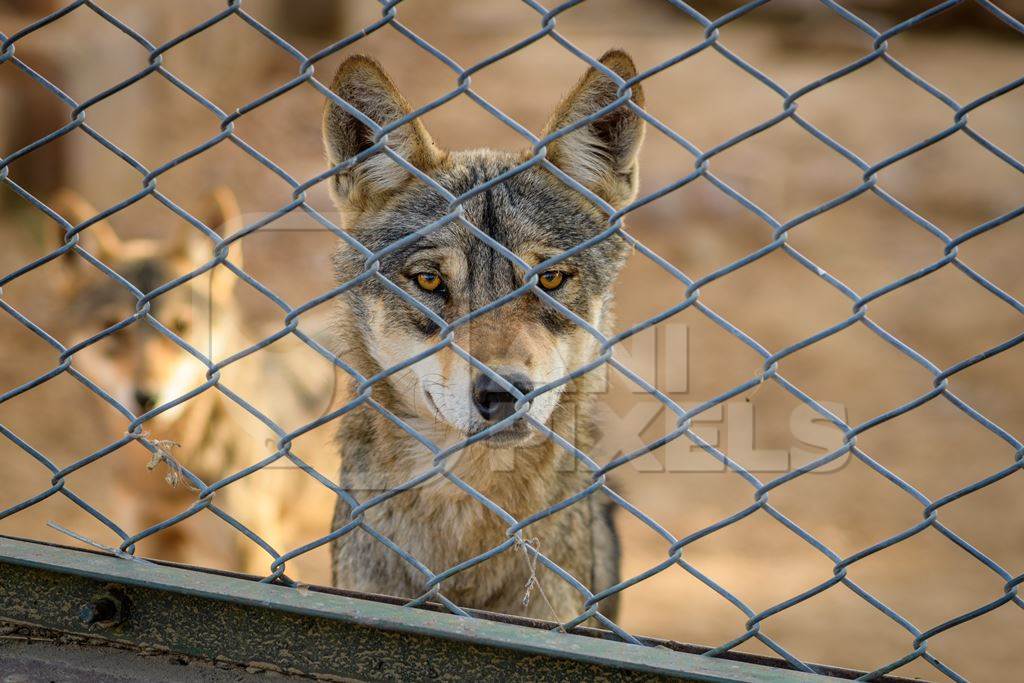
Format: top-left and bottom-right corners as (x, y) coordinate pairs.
(153, 349), (207, 420)
(367, 328), (568, 443)
(363, 301), (586, 445)
(430, 346), (571, 445)
(363, 309), (473, 439)
(418, 355), (478, 435)
(435, 361), (565, 437)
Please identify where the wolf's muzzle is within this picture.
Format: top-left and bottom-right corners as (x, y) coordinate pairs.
(134, 389), (157, 413)
(472, 372), (533, 422)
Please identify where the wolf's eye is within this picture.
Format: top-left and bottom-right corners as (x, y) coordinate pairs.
(172, 318), (190, 335)
(538, 270), (566, 291)
(415, 273), (443, 293)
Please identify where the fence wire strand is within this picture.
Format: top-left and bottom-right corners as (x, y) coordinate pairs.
(2, 0), (1023, 679)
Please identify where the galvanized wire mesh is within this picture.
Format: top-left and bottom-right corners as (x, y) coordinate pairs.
(2, 1), (1023, 680)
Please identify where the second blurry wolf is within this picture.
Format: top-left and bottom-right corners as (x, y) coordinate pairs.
(54, 188), (334, 574)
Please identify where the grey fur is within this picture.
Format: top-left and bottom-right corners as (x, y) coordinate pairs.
(324, 51), (644, 623)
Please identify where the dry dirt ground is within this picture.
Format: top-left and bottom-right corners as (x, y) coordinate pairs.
(2, 1), (1022, 680)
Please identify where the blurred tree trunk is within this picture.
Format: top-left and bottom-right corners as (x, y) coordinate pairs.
(0, 49), (68, 210)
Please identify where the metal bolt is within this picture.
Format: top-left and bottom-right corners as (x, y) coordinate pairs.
(78, 590), (125, 627)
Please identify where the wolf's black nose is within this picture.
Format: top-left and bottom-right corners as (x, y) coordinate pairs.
(134, 389), (156, 413)
(472, 373), (533, 421)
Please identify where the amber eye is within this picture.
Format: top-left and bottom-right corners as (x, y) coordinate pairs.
(538, 270), (566, 291)
(415, 272), (443, 292)
(172, 318), (190, 335)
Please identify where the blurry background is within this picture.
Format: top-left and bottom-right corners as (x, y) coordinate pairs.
(2, 1), (1022, 680)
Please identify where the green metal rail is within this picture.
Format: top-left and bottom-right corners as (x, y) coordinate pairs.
(0, 537), (917, 682)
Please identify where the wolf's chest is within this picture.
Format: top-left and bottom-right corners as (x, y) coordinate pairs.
(371, 486), (509, 565)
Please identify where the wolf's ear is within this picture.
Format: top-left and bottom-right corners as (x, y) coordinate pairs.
(204, 186), (243, 303)
(323, 55), (440, 209)
(172, 186), (245, 304)
(50, 189), (124, 275)
(543, 50), (645, 209)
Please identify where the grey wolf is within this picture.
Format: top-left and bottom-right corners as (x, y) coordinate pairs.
(323, 49), (644, 622)
(54, 188), (332, 574)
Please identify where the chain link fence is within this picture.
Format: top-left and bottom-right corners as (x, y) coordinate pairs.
(2, 1), (1023, 680)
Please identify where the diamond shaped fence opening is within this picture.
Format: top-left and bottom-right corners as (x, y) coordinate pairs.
(1, 1), (1022, 680)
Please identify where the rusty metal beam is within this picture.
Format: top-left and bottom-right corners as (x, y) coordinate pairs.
(0, 536), (860, 682)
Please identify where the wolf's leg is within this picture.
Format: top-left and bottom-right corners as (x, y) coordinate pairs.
(590, 491), (621, 622)
(329, 496), (350, 586)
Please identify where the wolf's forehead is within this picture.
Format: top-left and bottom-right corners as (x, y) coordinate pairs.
(72, 259), (170, 300)
(123, 260), (171, 293)
(446, 156), (601, 246)
(68, 258), (207, 325)
(380, 157), (603, 252)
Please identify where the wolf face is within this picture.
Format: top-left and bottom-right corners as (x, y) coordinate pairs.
(54, 189), (243, 421)
(53, 190), (338, 573)
(325, 51), (644, 449)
